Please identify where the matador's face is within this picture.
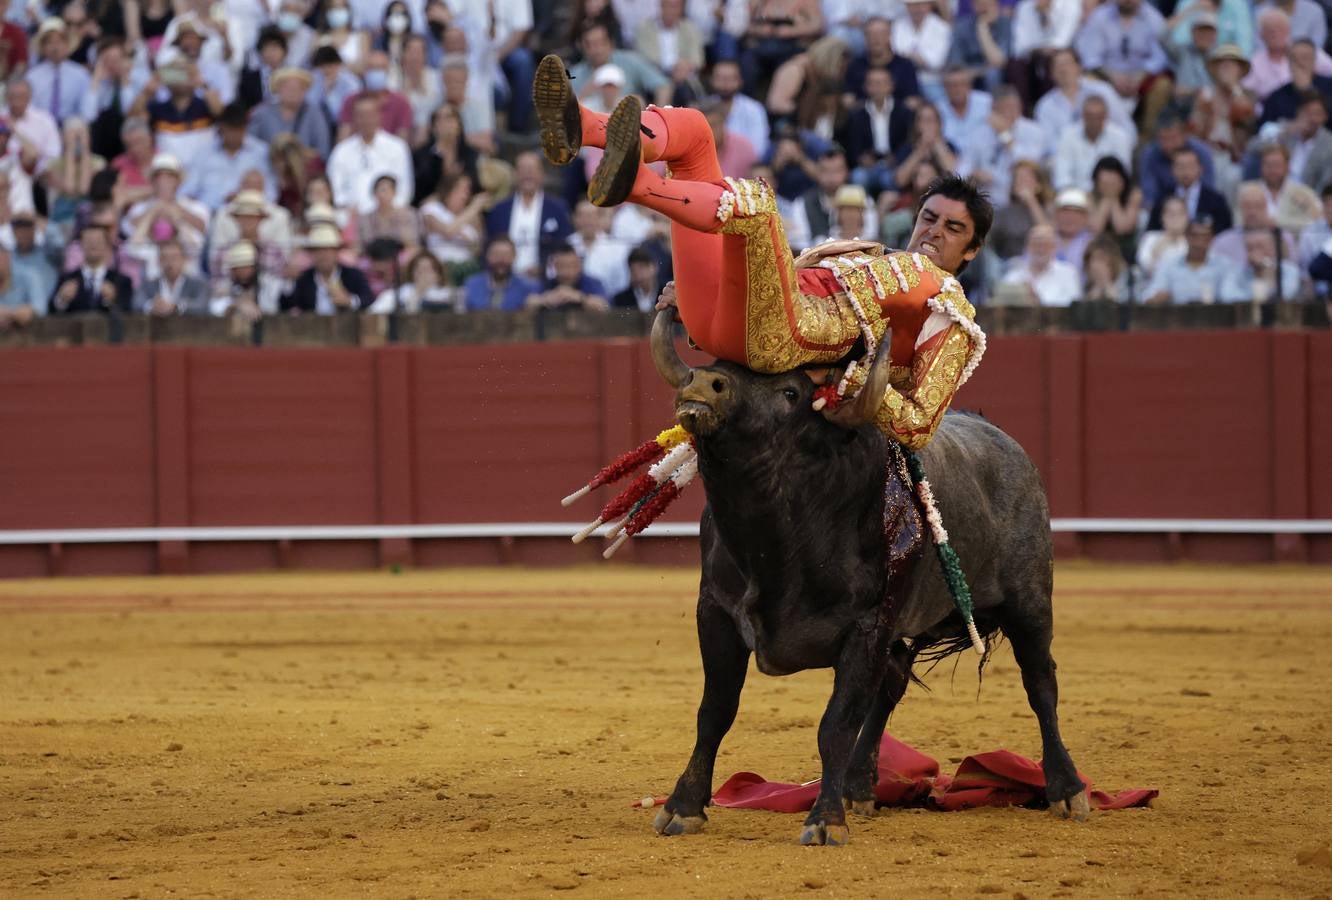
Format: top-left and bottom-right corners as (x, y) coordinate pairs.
(906, 195), (978, 275)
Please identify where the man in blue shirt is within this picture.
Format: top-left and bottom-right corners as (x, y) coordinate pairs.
(181, 102), (276, 213)
(25, 18), (91, 124)
(462, 236), (539, 312)
(528, 242), (609, 311)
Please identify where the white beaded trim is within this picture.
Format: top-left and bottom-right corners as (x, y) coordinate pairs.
(888, 254), (911, 293)
(925, 295), (987, 388)
(916, 477), (949, 545)
(716, 189), (736, 224)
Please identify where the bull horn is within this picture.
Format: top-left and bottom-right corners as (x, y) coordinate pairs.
(822, 329), (893, 430)
(650, 309), (692, 389)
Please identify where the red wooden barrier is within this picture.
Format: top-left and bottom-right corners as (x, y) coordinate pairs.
(0, 330), (1326, 576)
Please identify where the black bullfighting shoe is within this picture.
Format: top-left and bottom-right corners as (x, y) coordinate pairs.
(588, 94), (643, 208)
(534, 54), (581, 166)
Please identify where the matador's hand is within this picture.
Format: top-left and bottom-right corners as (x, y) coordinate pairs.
(655, 280), (678, 315)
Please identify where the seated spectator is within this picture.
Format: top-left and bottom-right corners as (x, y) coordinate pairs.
(327, 94), (415, 215)
(1164, 0), (1253, 57)
(1139, 112), (1218, 209)
(283, 225), (374, 313)
(47, 117), (102, 227)
(841, 67), (913, 197)
(25, 18), (92, 125)
(1145, 215), (1229, 304)
(1251, 142), (1322, 232)
(946, 0), (1012, 89)
(879, 158), (941, 250)
(238, 26), (291, 110)
(571, 23), (671, 106)
(989, 159), (1054, 262)
(1190, 44), (1258, 187)
(369, 250), (456, 313)
(571, 0), (626, 50)
(822, 184), (872, 242)
(938, 66), (993, 148)
(0, 18), (28, 83)
(1218, 227), (1305, 302)
(269, 134), (327, 219)
(1074, 0), (1171, 127)
(49, 224), (133, 314)
(701, 97), (756, 180)
(81, 38), (147, 161)
(1298, 183), (1332, 270)
(1146, 145), (1231, 233)
(249, 68), (332, 161)
(1137, 194), (1190, 280)
(1052, 95), (1133, 192)
(136, 237), (210, 315)
(612, 246), (661, 312)
(138, 60), (222, 165)
(451, 0), (533, 133)
(337, 51), (414, 142)
(707, 60), (770, 162)
(421, 171), (487, 281)
(123, 153), (209, 277)
(485, 151), (573, 281)
(309, 46), (362, 126)
(786, 147), (853, 252)
(7, 212), (59, 305)
(352, 174), (418, 256)
(0, 246), (45, 325)
(1081, 235), (1136, 303)
(1256, 0), (1327, 53)
(1087, 155), (1142, 259)
(183, 102), (275, 213)
(440, 52), (497, 155)
(0, 117), (37, 215)
(739, 0), (824, 96)
(1053, 188), (1093, 274)
(1245, 8), (1332, 102)
(1260, 38), (1332, 126)
(374, 1), (415, 72)
(956, 85), (1043, 203)
(392, 36), (442, 147)
(529, 242), (610, 311)
(1000, 223), (1082, 305)
(823, 0), (878, 57)
(1165, 10), (1219, 107)
(413, 105), (479, 208)
(570, 200), (630, 297)
(892, 102), (956, 192)
(159, 15), (235, 105)
(1008, 0), (1081, 109)
(893, 0), (950, 100)
(843, 17), (920, 107)
(1211, 182), (1300, 262)
(208, 190), (290, 295)
(635, 0), (705, 104)
(210, 241), (280, 320)
(273, 0), (316, 67)
(315, 0), (369, 75)
(3, 77), (60, 179)
(1034, 48), (1135, 157)
(462, 235), (540, 311)
(1252, 91), (1332, 195)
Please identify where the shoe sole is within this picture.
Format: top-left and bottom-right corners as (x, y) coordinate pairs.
(534, 55), (580, 166)
(588, 95), (642, 208)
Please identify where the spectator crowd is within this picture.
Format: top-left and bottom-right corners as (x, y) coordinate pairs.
(3, 0), (1332, 330)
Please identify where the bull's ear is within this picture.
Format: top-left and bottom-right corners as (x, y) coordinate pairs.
(650, 309), (692, 388)
(821, 329), (892, 429)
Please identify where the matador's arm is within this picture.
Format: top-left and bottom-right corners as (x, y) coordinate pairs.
(872, 320), (974, 450)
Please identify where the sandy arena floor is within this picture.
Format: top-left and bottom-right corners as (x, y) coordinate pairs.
(1, 562), (1330, 898)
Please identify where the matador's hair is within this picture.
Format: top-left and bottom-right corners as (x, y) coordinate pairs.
(916, 174), (994, 253)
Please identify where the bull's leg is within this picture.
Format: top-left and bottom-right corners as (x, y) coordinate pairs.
(800, 633), (881, 846)
(1002, 612), (1090, 822)
(841, 641), (915, 817)
(654, 599), (749, 837)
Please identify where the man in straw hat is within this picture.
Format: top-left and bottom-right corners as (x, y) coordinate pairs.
(211, 241), (282, 321)
(283, 225), (374, 313)
(209, 190), (290, 296)
(533, 54), (991, 449)
(24, 18), (90, 124)
(248, 66), (331, 159)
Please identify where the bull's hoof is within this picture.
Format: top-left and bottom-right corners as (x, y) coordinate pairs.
(799, 822), (851, 846)
(848, 799), (877, 818)
(1050, 791), (1091, 822)
(653, 807), (707, 836)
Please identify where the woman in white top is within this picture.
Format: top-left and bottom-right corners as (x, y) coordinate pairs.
(370, 250), (457, 312)
(319, 0), (369, 73)
(391, 34), (442, 146)
(1136, 194), (1189, 280)
(420, 171), (488, 273)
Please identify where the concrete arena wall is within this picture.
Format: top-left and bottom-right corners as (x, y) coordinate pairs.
(0, 330), (1328, 577)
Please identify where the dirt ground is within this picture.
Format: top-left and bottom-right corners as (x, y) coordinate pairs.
(1, 562), (1330, 899)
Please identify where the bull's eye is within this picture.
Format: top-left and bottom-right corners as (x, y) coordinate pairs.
(782, 388), (799, 404)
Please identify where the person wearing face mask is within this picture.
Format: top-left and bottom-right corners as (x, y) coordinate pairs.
(336, 49), (414, 142)
(375, 1), (414, 73)
(318, 0), (370, 74)
(271, 0), (316, 67)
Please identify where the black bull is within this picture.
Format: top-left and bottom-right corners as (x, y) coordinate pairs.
(647, 311), (1089, 845)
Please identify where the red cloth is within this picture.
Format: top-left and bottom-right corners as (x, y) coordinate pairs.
(655, 734), (1156, 813)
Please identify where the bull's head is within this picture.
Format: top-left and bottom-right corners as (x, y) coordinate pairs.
(650, 310), (893, 439)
